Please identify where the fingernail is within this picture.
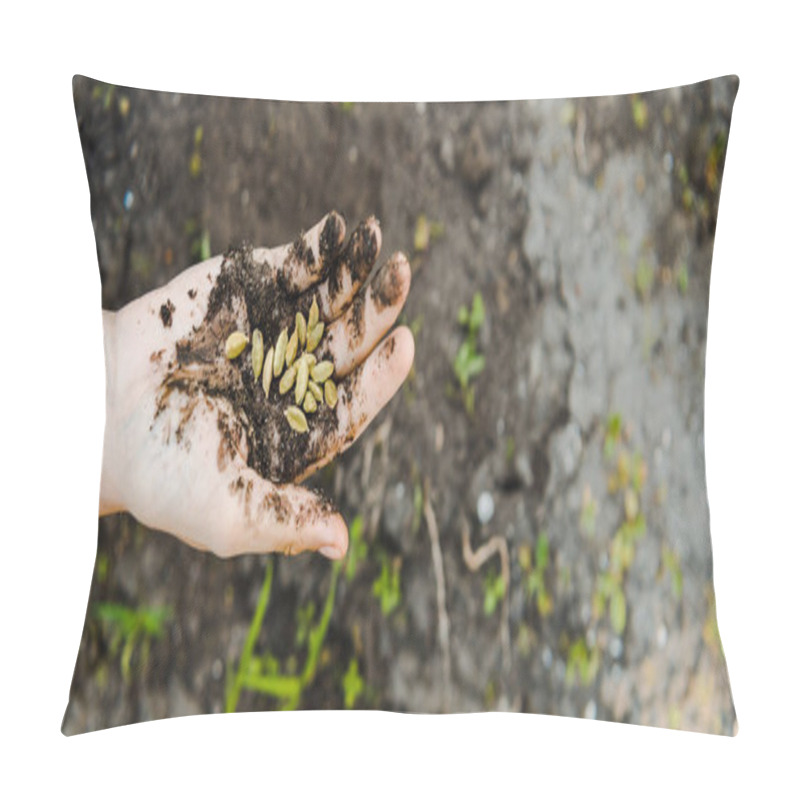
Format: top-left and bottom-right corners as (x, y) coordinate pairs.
(319, 544), (343, 560)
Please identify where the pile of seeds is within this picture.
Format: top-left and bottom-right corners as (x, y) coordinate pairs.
(223, 297), (338, 434)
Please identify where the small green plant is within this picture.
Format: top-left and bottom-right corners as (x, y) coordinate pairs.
(225, 557), (342, 712)
(189, 124), (203, 178)
(631, 96), (648, 130)
(565, 637), (600, 687)
(603, 413), (623, 460)
(94, 602), (172, 684)
(372, 553), (402, 617)
(518, 534), (553, 617)
(483, 569), (506, 617)
(185, 218), (211, 262)
(345, 514), (367, 582)
(453, 292), (486, 414)
(413, 214), (445, 253)
(341, 658), (365, 709)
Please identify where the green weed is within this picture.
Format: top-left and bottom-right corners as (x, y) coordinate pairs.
(225, 557), (342, 712)
(413, 214), (445, 253)
(372, 553), (402, 617)
(94, 602), (172, 684)
(566, 637), (600, 687)
(483, 569), (506, 617)
(453, 292), (486, 414)
(345, 514), (367, 582)
(341, 658), (365, 709)
(189, 125), (203, 178)
(518, 533), (553, 617)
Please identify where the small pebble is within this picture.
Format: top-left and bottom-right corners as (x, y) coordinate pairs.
(542, 646), (553, 669)
(609, 637), (623, 660)
(123, 189), (134, 210)
(657, 624), (668, 649)
(477, 491), (495, 525)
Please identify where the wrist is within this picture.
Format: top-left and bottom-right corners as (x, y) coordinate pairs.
(99, 309), (125, 515)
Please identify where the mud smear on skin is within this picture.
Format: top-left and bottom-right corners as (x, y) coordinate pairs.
(153, 217), (379, 486)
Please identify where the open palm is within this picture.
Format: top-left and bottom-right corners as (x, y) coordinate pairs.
(100, 212), (413, 558)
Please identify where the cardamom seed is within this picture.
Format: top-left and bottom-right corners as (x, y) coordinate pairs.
(306, 320), (324, 352)
(295, 312), (307, 349)
(308, 296), (319, 331)
(295, 357), (309, 405)
(308, 380), (323, 403)
(274, 328), (288, 376)
(279, 363), (297, 395)
(225, 331), (248, 360)
(285, 406), (308, 433)
(285, 329), (299, 367)
(324, 379), (338, 409)
(251, 329), (264, 380)
(311, 360), (334, 383)
(262, 346), (274, 397)
(303, 391), (318, 414)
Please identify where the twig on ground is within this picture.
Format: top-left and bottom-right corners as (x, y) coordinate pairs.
(423, 482), (451, 711)
(460, 515), (511, 674)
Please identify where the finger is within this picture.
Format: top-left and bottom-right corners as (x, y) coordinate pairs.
(317, 252), (411, 377)
(252, 211), (346, 294)
(314, 216), (382, 321)
(297, 326), (415, 481)
(207, 468), (349, 559)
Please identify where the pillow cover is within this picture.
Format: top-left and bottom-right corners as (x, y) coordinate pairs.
(64, 75), (737, 735)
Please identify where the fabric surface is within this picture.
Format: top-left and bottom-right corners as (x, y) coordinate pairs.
(64, 75), (737, 734)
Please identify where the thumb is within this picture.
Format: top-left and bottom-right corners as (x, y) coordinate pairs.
(212, 466), (349, 559)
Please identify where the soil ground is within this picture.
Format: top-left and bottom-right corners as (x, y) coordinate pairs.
(64, 76), (737, 734)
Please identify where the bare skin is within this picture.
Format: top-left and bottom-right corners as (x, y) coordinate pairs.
(100, 212), (414, 559)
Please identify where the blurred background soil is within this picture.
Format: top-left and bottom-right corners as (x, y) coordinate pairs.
(64, 76), (737, 734)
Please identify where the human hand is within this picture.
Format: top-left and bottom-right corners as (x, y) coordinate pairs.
(99, 212), (413, 558)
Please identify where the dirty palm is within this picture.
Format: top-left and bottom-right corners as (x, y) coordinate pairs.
(102, 212), (413, 558)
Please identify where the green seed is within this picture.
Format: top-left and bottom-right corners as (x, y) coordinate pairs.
(308, 380), (323, 403)
(311, 360), (334, 383)
(295, 358), (309, 405)
(306, 321), (324, 352)
(274, 328), (288, 376)
(285, 329), (299, 367)
(303, 391), (318, 414)
(262, 347), (274, 397)
(308, 296), (319, 331)
(285, 406), (308, 433)
(225, 331), (248, 360)
(324, 379), (338, 409)
(279, 363), (297, 395)
(295, 312), (307, 348)
(251, 329), (264, 380)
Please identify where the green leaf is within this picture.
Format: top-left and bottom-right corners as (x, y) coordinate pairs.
(465, 352), (485, 380)
(610, 587), (627, 634)
(342, 658), (365, 710)
(458, 306), (469, 326)
(536, 534), (549, 570)
(470, 292), (485, 330)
